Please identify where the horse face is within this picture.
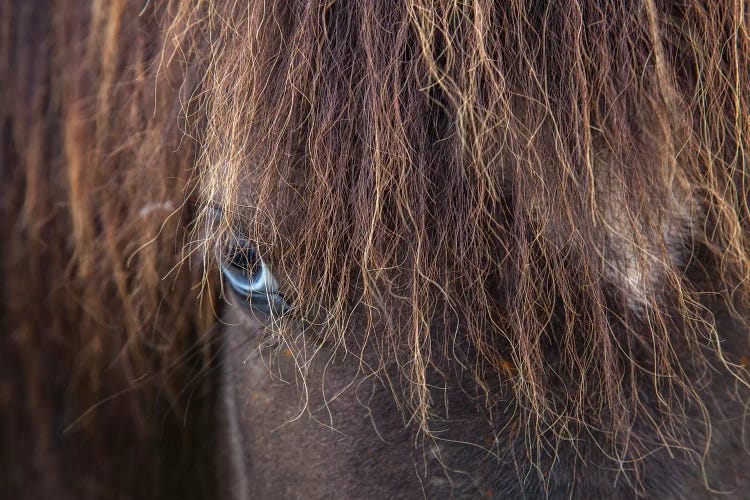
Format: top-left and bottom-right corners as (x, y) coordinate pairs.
(200, 1), (750, 492)
(217, 284), (750, 499)
(4, 1), (749, 498)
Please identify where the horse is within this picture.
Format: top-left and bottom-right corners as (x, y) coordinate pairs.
(2, 0), (749, 498)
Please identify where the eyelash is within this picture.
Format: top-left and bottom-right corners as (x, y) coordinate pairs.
(220, 238), (289, 316)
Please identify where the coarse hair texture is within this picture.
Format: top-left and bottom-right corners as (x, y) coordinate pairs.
(2, 0), (750, 498)
(188, 0), (750, 454)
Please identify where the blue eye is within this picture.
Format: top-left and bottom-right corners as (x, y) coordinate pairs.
(221, 239), (289, 316)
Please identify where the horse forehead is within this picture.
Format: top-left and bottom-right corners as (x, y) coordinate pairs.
(597, 171), (695, 308)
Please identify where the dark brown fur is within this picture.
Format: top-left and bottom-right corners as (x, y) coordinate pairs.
(1, 1), (749, 498)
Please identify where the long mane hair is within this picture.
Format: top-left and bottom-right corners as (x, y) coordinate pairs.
(2, 0), (749, 498)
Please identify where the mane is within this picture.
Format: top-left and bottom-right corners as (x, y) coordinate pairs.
(1, 1), (215, 496)
(2, 0), (749, 497)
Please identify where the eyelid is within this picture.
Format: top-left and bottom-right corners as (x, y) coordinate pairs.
(221, 255), (279, 295)
(204, 205), (290, 315)
(220, 243), (290, 316)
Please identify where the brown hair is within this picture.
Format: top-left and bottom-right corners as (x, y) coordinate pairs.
(2, 0), (749, 497)
(1, 1), (215, 497)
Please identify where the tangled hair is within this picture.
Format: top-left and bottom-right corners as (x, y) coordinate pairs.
(190, 0), (750, 447)
(2, 0), (749, 497)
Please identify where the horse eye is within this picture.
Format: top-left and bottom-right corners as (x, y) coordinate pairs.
(221, 239), (289, 316)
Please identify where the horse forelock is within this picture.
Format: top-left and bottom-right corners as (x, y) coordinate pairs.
(189, 0), (750, 450)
